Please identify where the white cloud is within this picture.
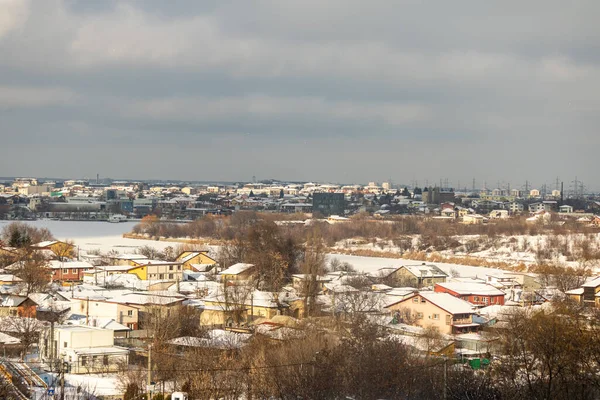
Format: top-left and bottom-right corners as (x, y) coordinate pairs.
(0, 0), (30, 40)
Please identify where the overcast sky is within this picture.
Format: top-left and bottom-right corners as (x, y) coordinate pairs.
(0, 0), (598, 189)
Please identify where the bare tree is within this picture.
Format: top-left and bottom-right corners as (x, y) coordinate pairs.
(0, 316), (45, 360)
(13, 250), (51, 295)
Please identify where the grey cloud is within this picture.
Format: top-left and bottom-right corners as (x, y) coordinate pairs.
(0, 0), (597, 188)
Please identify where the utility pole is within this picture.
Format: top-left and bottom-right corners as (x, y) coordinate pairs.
(59, 361), (65, 400)
(443, 356), (448, 400)
(472, 178), (476, 192)
(147, 344), (152, 400)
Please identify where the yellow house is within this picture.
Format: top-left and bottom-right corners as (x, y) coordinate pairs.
(126, 260), (184, 281)
(218, 263), (256, 283)
(565, 288), (584, 304)
(31, 240), (75, 260)
(385, 292), (476, 335)
(176, 251), (217, 271)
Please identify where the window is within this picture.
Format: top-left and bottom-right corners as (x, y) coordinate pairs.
(127, 310), (133, 316)
(72, 269), (77, 274)
(432, 313), (439, 320)
(103, 355), (109, 366)
(446, 315), (451, 325)
(63, 341), (68, 348)
(484, 297), (489, 304)
(177, 266), (182, 270)
(474, 296), (479, 302)
(412, 297), (419, 303)
(416, 312), (423, 319)
(63, 269), (69, 274)
(93, 356), (99, 364)
(81, 356), (87, 366)
(421, 298), (426, 304)
(159, 274), (164, 279)
(168, 274), (173, 279)
(169, 265), (173, 271)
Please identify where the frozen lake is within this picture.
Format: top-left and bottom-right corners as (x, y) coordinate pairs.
(0, 220), (176, 253)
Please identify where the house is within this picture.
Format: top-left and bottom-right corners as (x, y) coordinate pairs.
(0, 294), (38, 317)
(581, 277), (600, 307)
(109, 292), (185, 330)
(565, 287), (584, 304)
(506, 202), (524, 214)
(176, 250), (217, 270)
(528, 202), (554, 213)
(39, 325), (129, 374)
(31, 240), (75, 260)
(488, 209), (509, 219)
(501, 272), (541, 291)
(462, 214), (486, 225)
(126, 260), (185, 281)
(434, 282), (506, 307)
(218, 263), (256, 283)
(49, 260), (94, 282)
(385, 291), (477, 335)
(393, 264), (448, 288)
(74, 298), (140, 331)
(559, 205), (574, 214)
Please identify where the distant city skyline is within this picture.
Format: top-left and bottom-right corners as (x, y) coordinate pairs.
(0, 174), (595, 193)
(0, 1), (598, 189)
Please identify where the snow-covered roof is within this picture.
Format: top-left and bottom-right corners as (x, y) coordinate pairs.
(435, 282), (505, 296)
(219, 263), (255, 276)
(168, 329), (251, 349)
(0, 332), (20, 345)
(0, 274), (22, 282)
(48, 260), (94, 270)
(401, 264), (448, 278)
(177, 251), (211, 263)
(111, 293), (184, 306)
(31, 240), (61, 248)
(387, 291), (474, 315)
(0, 294), (28, 307)
(189, 263), (214, 272)
(582, 276), (600, 288)
(565, 287), (584, 295)
(139, 260), (183, 266)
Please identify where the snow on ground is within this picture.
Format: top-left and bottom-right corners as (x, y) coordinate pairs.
(37, 371), (121, 397)
(326, 253), (507, 278)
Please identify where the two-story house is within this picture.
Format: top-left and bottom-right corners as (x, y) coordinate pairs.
(39, 325), (129, 374)
(126, 260), (185, 281)
(49, 260), (94, 283)
(385, 291), (477, 335)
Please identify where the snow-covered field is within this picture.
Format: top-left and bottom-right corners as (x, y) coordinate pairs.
(325, 253), (508, 278)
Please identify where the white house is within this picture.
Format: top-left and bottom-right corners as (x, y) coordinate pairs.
(39, 325), (129, 374)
